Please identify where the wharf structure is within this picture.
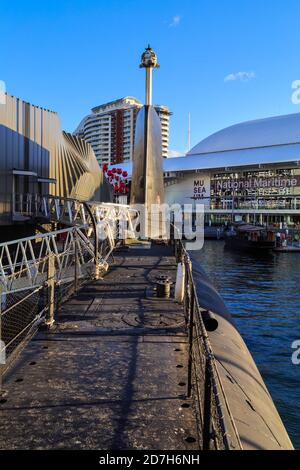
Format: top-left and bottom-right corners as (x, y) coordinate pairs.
(0, 242), (200, 450)
(0, 46), (295, 451)
(0, 208), (294, 450)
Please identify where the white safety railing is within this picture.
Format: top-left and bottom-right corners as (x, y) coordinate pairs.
(0, 226), (99, 294)
(1, 197), (138, 380)
(13, 193), (138, 230)
(3, 198), (138, 294)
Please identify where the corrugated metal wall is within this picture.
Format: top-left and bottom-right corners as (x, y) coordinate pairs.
(0, 93), (104, 225)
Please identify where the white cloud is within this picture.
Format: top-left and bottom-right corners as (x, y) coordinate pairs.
(224, 71), (255, 82)
(168, 149), (183, 158)
(169, 15), (181, 27)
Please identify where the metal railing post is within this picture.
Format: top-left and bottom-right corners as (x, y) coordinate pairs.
(174, 238), (178, 260)
(169, 227), (243, 448)
(203, 360), (212, 450)
(0, 295), (7, 398)
(83, 202), (99, 280)
(74, 231), (78, 292)
(46, 253), (55, 328)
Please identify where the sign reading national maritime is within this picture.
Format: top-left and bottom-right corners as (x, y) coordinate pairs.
(212, 175), (300, 191)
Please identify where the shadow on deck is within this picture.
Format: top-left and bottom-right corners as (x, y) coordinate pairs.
(0, 245), (199, 450)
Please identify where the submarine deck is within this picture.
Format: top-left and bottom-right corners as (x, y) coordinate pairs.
(0, 245), (199, 450)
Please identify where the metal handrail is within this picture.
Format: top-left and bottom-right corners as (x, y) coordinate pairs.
(1, 195), (138, 294)
(174, 237), (242, 450)
(0, 202), (130, 386)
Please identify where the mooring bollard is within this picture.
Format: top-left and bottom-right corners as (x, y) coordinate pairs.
(156, 275), (172, 299)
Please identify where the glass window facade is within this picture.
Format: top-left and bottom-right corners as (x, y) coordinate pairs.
(210, 167), (300, 211)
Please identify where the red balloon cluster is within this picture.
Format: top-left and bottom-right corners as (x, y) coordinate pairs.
(102, 164), (129, 194)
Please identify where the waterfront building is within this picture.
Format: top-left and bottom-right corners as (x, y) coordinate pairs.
(74, 97), (171, 165)
(0, 92), (106, 239)
(114, 112), (300, 227)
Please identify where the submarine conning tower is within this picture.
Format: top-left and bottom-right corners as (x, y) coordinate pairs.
(130, 46), (165, 239)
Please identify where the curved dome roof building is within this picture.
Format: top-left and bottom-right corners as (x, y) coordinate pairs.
(176, 113), (300, 227)
(113, 112), (300, 228)
(188, 112), (300, 156)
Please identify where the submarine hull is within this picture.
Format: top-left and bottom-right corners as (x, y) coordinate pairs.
(190, 254), (294, 450)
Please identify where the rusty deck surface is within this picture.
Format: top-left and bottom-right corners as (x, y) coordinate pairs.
(0, 245), (199, 450)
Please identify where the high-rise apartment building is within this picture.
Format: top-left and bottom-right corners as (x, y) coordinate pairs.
(74, 97), (171, 165)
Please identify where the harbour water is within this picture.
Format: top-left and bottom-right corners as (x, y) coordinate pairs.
(194, 240), (300, 449)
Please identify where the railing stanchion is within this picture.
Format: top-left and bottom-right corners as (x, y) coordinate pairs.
(203, 360), (212, 450)
(172, 227), (240, 450)
(46, 253), (55, 328)
(74, 231), (78, 292)
(174, 238), (178, 260)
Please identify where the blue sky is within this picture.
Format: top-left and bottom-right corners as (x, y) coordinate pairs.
(1, 0), (300, 154)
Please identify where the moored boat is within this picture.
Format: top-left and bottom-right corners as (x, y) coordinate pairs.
(224, 223), (275, 252)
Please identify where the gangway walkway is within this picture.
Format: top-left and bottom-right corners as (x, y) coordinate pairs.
(0, 197), (245, 450)
(0, 245), (199, 450)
